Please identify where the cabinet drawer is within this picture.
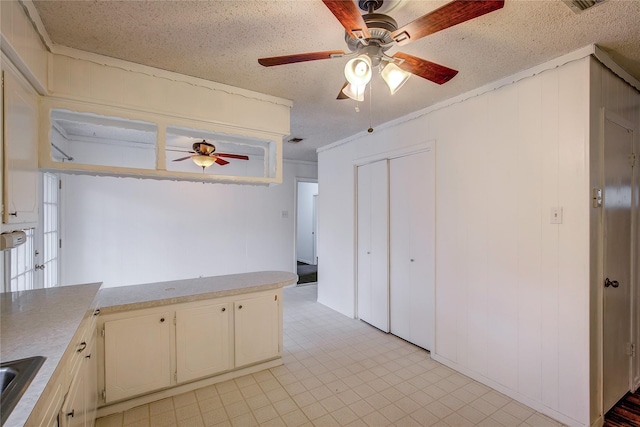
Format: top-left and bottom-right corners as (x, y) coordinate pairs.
(67, 310), (98, 381)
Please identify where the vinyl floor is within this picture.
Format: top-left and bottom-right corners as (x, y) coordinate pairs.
(96, 284), (565, 427)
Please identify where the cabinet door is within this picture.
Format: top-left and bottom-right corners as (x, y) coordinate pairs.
(176, 302), (231, 383)
(2, 65), (39, 225)
(356, 160), (389, 332)
(389, 151), (435, 350)
(85, 333), (98, 426)
(104, 311), (172, 403)
(235, 293), (280, 367)
(60, 368), (85, 427)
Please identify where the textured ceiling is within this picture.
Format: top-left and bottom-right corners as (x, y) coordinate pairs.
(32, 0), (640, 162)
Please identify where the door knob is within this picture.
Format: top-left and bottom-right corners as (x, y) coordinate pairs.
(604, 278), (620, 288)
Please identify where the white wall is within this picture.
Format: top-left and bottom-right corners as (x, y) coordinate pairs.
(296, 182), (318, 264)
(317, 56), (592, 426)
(61, 160), (317, 288)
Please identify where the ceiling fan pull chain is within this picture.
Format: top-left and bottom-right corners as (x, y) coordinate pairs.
(368, 78), (374, 133)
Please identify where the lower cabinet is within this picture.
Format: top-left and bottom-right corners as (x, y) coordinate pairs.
(99, 290), (282, 405)
(103, 311), (172, 403)
(60, 318), (99, 427)
(60, 367), (84, 427)
(176, 302), (232, 383)
(235, 293), (280, 367)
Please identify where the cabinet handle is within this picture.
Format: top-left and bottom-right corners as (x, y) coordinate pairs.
(86, 353), (92, 359)
(9, 212), (17, 217)
(160, 317), (165, 323)
(77, 342), (87, 352)
(94, 308), (101, 316)
(238, 305), (243, 310)
(221, 307), (226, 312)
(67, 410), (75, 418)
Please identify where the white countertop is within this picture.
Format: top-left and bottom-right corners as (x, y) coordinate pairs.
(0, 271), (297, 426)
(0, 283), (102, 427)
(97, 270), (298, 314)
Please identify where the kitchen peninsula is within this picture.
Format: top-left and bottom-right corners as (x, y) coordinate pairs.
(0, 271), (297, 426)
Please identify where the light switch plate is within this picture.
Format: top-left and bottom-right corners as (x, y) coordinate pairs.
(550, 207), (563, 224)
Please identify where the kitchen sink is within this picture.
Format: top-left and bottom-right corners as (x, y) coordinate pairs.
(0, 356), (46, 426)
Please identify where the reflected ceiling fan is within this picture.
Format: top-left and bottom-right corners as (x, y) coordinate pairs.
(258, 0), (504, 101)
(170, 140), (249, 171)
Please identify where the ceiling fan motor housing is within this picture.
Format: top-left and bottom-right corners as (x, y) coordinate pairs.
(344, 12), (398, 58)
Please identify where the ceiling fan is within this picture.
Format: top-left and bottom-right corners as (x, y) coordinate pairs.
(170, 140), (249, 171)
(258, 0), (504, 101)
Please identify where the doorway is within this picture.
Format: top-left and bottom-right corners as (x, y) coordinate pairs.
(3, 173), (60, 292)
(296, 180), (318, 284)
(602, 111), (636, 413)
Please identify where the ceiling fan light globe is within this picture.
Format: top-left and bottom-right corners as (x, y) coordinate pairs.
(381, 62), (411, 94)
(342, 83), (366, 102)
(192, 155), (216, 169)
(344, 54), (372, 86)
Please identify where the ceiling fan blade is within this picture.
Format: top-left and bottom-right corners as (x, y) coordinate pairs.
(216, 153), (249, 160)
(259, 51), (345, 67)
(391, 0), (504, 46)
(337, 82), (349, 100)
(166, 149), (196, 154)
(215, 157), (230, 166)
(394, 52), (458, 85)
(322, 0), (371, 40)
(172, 155), (194, 162)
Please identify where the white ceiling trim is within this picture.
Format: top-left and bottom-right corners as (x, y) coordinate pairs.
(17, 0), (53, 51)
(592, 45), (640, 92)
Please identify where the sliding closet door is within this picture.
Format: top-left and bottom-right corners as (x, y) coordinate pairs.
(356, 160), (389, 332)
(389, 150), (435, 350)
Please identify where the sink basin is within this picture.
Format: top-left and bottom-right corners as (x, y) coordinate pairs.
(0, 356), (46, 426)
(0, 367), (18, 393)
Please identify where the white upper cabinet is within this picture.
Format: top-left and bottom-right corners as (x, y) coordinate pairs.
(2, 59), (39, 229)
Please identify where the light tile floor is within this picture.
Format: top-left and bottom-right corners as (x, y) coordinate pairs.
(96, 284), (565, 427)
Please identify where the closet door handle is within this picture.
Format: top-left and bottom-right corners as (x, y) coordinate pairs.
(604, 278), (620, 288)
